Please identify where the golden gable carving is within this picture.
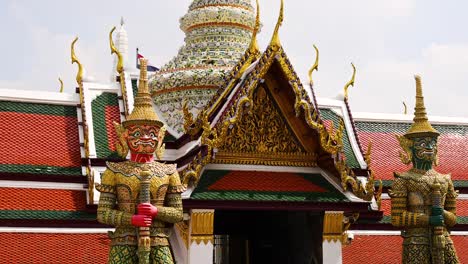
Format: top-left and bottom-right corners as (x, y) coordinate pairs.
(215, 85), (317, 166)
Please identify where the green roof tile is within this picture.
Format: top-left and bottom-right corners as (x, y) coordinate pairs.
(92, 92), (121, 159)
(320, 108), (360, 168)
(0, 210), (96, 220)
(0, 101), (77, 117)
(0, 164), (81, 176)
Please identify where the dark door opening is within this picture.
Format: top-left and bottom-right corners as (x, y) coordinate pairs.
(214, 210), (323, 264)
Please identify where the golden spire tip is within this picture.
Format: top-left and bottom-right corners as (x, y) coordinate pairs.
(308, 44), (319, 86)
(71, 37), (83, 84)
(247, 0), (260, 53)
(110, 26), (123, 73)
(58, 77), (64, 93)
(343, 62), (356, 100)
(270, 0), (284, 47)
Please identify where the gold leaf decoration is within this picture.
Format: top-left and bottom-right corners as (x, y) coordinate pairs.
(221, 86), (304, 154)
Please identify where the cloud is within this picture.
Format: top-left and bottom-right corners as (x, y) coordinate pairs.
(348, 42), (468, 117)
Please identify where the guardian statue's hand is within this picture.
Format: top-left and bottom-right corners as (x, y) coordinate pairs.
(131, 214), (152, 227)
(138, 203), (158, 217)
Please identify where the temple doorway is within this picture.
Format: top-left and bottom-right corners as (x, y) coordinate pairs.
(213, 210), (323, 264)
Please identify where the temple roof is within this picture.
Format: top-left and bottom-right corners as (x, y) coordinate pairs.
(352, 112), (468, 184)
(180, 14), (376, 205)
(0, 100), (82, 176)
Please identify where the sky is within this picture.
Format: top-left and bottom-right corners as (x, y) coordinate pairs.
(1, 0), (468, 117)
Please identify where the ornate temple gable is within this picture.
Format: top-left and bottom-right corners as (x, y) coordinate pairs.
(209, 43), (343, 158)
(214, 84), (317, 166)
(181, 44), (346, 186)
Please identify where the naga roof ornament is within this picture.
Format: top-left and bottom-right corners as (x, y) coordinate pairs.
(71, 37), (83, 85)
(343, 63), (356, 100)
(150, 0), (256, 135)
(404, 75), (439, 138)
(270, 0), (284, 48)
(307, 45), (319, 87)
(58, 78), (64, 93)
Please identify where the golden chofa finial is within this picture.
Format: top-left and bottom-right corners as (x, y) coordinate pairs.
(58, 78), (64, 93)
(71, 37), (83, 84)
(270, 0), (284, 47)
(308, 44), (319, 87)
(403, 101), (407, 114)
(247, 0), (261, 54)
(404, 75), (439, 138)
(110, 26), (124, 74)
(343, 62), (356, 100)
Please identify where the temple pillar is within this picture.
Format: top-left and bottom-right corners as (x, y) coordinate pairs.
(322, 211), (345, 264)
(188, 209), (214, 264)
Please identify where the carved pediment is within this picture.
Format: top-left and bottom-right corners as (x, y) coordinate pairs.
(215, 85), (317, 166)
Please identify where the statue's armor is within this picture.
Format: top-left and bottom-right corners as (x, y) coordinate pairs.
(96, 161), (184, 248)
(390, 169), (459, 264)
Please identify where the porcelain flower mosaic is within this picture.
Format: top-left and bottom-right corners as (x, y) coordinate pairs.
(150, 0), (256, 136)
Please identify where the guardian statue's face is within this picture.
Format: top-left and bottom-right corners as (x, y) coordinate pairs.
(410, 136), (438, 170)
(126, 125), (159, 154)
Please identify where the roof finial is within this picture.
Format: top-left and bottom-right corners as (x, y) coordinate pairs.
(247, 0), (261, 53)
(343, 62), (356, 100)
(120, 16), (124, 26)
(110, 26), (124, 74)
(58, 77), (64, 93)
(270, 0), (284, 47)
(71, 37), (83, 84)
(402, 101), (407, 115)
(308, 45), (319, 87)
(404, 75), (439, 138)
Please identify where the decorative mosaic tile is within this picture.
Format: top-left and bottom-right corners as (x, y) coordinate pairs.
(150, 0), (255, 135)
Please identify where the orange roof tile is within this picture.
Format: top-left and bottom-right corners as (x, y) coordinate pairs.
(207, 171), (327, 192)
(343, 235), (468, 263)
(0, 112), (81, 168)
(0, 233), (109, 263)
(380, 199), (391, 216)
(356, 129), (468, 181)
(0, 188), (87, 211)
